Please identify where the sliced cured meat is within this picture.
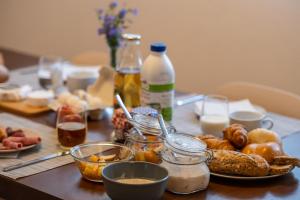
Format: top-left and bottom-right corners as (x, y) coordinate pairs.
(2, 139), (23, 149)
(21, 136), (41, 146)
(5, 136), (41, 146)
(11, 130), (25, 137)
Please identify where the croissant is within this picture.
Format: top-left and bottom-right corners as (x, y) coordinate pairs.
(198, 135), (235, 151)
(223, 124), (248, 149)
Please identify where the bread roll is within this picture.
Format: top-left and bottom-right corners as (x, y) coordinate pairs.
(248, 128), (281, 145)
(242, 142), (283, 163)
(209, 150), (269, 176)
(269, 165), (294, 175)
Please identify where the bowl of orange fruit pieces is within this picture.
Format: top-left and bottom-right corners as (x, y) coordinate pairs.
(70, 142), (133, 182)
(127, 135), (164, 164)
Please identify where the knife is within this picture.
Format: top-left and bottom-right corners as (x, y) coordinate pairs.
(2, 151), (70, 172)
(175, 94), (204, 107)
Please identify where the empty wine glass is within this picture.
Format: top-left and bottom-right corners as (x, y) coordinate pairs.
(38, 56), (64, 91)
(200, 95), (229, 137)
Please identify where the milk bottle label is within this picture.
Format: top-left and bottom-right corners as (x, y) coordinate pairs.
(141, 81), (174, 121)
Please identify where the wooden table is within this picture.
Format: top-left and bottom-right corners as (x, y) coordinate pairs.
(0, 48), (300, 200)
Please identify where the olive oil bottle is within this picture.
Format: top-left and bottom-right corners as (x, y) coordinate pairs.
(113, 34), (142, 108)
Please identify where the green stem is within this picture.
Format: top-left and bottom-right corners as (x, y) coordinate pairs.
(110, 47), (117, 69)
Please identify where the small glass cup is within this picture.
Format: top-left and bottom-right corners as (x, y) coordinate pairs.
(200, 95), (229, 137)
(56, 105), (87, 149)
(38, 56), (64, 91)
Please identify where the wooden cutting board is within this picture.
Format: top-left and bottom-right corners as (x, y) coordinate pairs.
(0, 100), (51, 115)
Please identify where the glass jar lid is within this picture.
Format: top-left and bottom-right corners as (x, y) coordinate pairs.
(131, 113), (172, 136)
(166, 133), (207, 154)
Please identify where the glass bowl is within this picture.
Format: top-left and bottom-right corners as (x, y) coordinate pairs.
(70, 142), (133, 182)
(125, 134), (164, 164)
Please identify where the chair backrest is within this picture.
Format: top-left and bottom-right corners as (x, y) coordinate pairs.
(216, 81), (300, 119)
(70, 51), (109, 66)
(0, 53), (3, 65)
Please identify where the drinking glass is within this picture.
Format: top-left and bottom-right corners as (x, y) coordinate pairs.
(56, 105), (87, 149)
(200, 95), (229, 137)
(38, 56), (64, 91)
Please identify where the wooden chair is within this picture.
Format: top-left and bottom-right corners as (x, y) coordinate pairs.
(216, 81), (300, 119)
(70, 51), (109, 66)
(0, 53), (3, 65)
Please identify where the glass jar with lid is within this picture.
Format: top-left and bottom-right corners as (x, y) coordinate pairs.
(125, 113), (176, 164)
(114, 33), (143, 108)
(160, 132), (212, 194)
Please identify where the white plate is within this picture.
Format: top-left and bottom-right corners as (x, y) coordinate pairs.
(0, 129), (41, 153)
(210, 172), (288, 180)
(0, 144), (39, 153)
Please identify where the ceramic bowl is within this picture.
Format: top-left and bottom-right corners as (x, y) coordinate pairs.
(102, 161), (169, 200)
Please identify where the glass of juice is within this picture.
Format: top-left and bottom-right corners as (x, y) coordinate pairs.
(200, 95), (229, 137)
(56, 105), (87, 149)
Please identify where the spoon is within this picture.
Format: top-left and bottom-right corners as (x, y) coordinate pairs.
(158, 114), (182, 160)
(115, 94), (145, 138)
(158, 114), (169, 138)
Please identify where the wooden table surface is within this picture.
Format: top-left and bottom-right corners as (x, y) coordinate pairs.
(0, 48), (300, 200)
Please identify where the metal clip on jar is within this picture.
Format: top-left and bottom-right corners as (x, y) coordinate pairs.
(125, 113), (175, 164)
(160, 133), (212, 194)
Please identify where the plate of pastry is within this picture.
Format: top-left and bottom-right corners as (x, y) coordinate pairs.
(0, 126), (41, 153)
(198, 125), (300, 180)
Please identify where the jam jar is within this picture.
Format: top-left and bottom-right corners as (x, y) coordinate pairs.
(160, 132), (212, 194)
(125, 113), (175, 164)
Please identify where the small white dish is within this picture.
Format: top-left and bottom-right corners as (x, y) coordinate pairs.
(66, 71), (98, 93)
(26, 90), (54, 107)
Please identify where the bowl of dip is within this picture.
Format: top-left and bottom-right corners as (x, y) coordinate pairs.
(102, 161), (168, 200)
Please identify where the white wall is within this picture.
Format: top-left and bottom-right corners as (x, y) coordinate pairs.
(0, 0), (299, 94)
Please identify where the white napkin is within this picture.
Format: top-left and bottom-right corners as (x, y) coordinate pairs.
(195, 99), (256, 116)
(63, 63), (100, 80)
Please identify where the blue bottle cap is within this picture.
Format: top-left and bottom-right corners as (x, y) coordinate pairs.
(150, 42), (166, 52)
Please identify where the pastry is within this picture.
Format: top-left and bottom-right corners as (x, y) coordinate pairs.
(242, 142), (283, 163)
(269, 165), (294, 175)
(272, 156), (300, 167)
(223, 124), (248, 149)
(209, 150), (270, 176)
(198, 135), (235, 150)
(248, 128), (281, 145)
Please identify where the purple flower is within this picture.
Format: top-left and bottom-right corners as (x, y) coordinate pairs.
(108, 27), (119, 37)
(104, 15), (115, 27)
(97, 1), (138, 45)
(119, 9), (127, 18)
(98, 28), (106, 35)
(109, 1), (118, 9)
